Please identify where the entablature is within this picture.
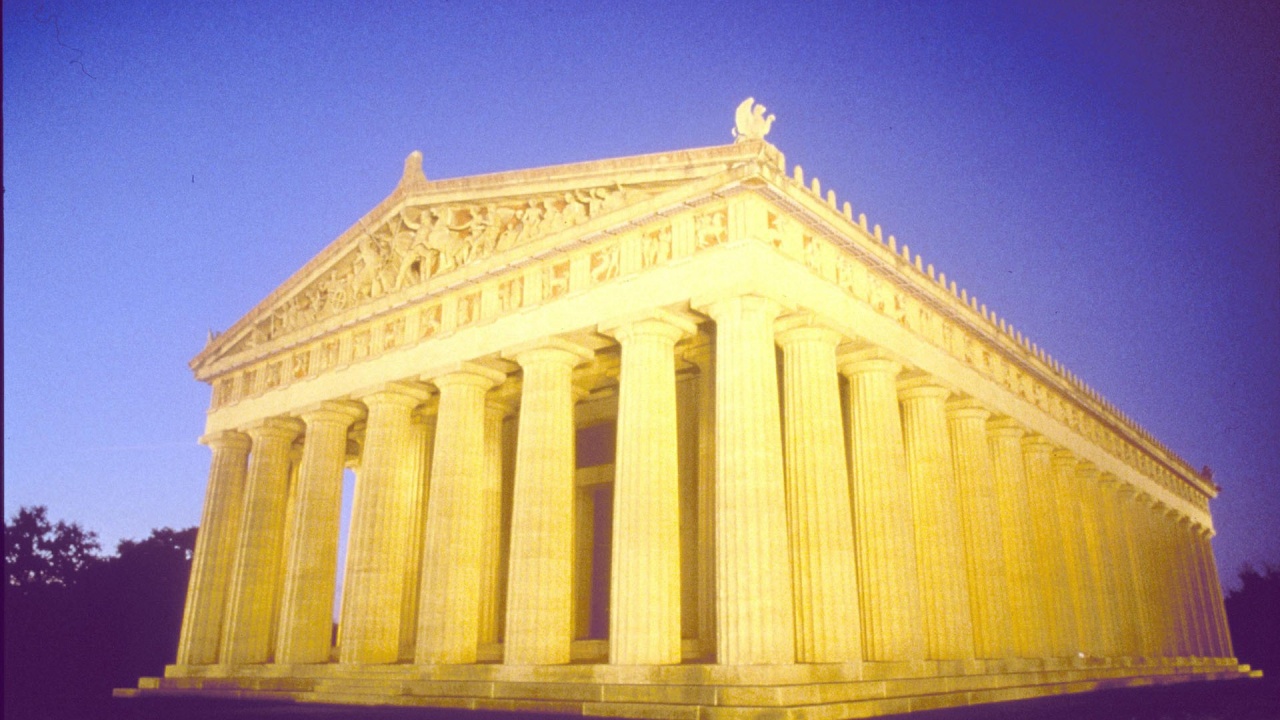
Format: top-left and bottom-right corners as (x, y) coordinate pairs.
(194, 137), (1213, 515)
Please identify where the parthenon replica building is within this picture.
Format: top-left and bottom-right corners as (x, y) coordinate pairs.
(122, 101), (1257, 718)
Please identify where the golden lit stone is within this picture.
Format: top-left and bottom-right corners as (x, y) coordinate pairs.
(141, 100), (1253, 717)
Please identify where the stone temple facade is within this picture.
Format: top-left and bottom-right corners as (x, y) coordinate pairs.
(120, 101), (1259, 718)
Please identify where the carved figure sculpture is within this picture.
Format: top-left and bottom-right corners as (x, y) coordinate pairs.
(733, 97), (775, 142)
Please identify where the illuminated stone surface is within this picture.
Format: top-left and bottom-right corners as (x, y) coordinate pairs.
(128, 100), (1258, 718)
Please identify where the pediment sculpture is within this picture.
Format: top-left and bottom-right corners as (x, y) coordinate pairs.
(240, 183), (655, 350)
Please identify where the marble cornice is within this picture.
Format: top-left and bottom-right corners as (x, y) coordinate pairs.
(750, 172), (1213, 505)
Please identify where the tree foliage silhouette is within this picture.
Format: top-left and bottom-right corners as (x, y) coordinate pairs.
(1225, 563), (1280, 676)
(4, 506), (195, 720)
(4, 505), (102, 591)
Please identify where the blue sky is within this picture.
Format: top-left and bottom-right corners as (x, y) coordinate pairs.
(5, 1), (1278, 589)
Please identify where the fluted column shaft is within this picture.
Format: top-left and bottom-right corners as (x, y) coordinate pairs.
(606, 314), (695, 665)
(1099, 477), (1142, 658)
(1117, 487), (1157, 657)
(1075, 463), (1118, 658)
(398, 411), (435, 660)
(339, 383), (431, 664)
(1194, 529), (1233, 658)
(1186, 526), (1216, 657)
(477, 399), (508, 646)
(221, 416), (304, 664)
(987, 420), (1047, 659)
(1161, 508), (1193, 657)
(275, 403), (364, 664)
(504, 340), (591, 665)
(700, 295), (795, 664)
(1138, 498), (1175, 657)
(416, 366), (505, 664)
(1021, 436), (1078, 657)
(947, 399), (1012, 660)
(1051, 451), (1097, 656)
(899, 380), (973, 661)
(840, 352), (924, 662)
(1177, 518), (1211, 657)
(1152, 504), (1177, 655)
(777, 322), (862, 664)
(176, 431), (251, 665)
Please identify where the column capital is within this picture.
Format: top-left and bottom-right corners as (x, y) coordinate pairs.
(837, 347), (902, 378)
(599, 308), (699, 342)
(199, 429), (251, 452)
(242, 415), (305, 441)
(1074, 461), (1100, 481)
(945, 396), (990, 421)
(986, 416), (1024, 439)
(410, 396), (440, 423)
(774, 312), (846, 347)
(503, 336), (594, 368)
(353, 380), (434, 408)
(1050, 448), (1078, 470)
(426, 362), (507, 391)
(692, 292), (786, 322)
(486, 396), (516, 417)
(1115, 481), (1140, 499)
(896, 374), (951, 401)
(1021, 433), (1056, 452)
(297, 400), (366, 426)
(1096, 471), (1120, 488)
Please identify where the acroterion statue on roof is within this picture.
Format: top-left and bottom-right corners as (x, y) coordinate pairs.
(733, 97), (775, 142)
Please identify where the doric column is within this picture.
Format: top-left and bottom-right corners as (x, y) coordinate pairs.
(1075, 462), (1118, 658)
(1021, 436), (1077, 657)
(693, 352), (717, 652)
(176, 430), (251, 665)
(220, 416), (304, 664)
(1194, 527), (1233, 658)
(1098, 475), (1142, 658)
(898, 377), (973, 661)
(1166, 509), (1196, 657)
(1137, 496), (1175, 657)
(1116, 485), (1156, 658)
(339, 382), (432, 664)
(697, 295), (795, 665)
(503, 339), (592, 665)
(1154, 504), (1188, 657)
(275, 402), (364, 664)
(1050, 450), (1096, 656)
(1185, 525), (1215, 658)
(776, 317), (862, 664)
(1177, 517), (1211, 658)
(602, 311), (696, 665)
(946, 398), (1012, 660)
(398, 409), (435, 661)
(987, 418), (1047, 659)
(477, 397), (509, 646)
(839, 349), (925, 662)
(416, 365), (505, 664)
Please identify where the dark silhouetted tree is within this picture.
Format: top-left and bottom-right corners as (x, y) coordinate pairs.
(1225, 563), (1280, 676)
(4, 506), (195, 720)
(4, 505), (102, 591)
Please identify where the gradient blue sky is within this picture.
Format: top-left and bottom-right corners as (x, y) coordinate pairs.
(5, 1), (1278, 589)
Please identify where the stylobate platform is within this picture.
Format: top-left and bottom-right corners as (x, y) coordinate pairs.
(119, 658), (1259, 719)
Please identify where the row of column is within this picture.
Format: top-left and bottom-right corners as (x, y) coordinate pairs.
(178, 294), (1233, 668)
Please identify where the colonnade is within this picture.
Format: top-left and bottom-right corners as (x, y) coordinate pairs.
(177, 296), (1233, 670)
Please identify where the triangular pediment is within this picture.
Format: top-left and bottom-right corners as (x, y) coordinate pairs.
(192, 140), (782, 376)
